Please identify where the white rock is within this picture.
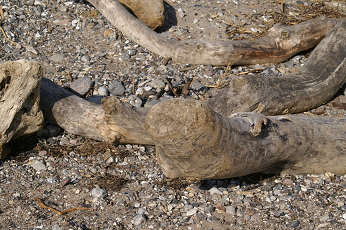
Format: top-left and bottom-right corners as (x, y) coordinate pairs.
(343, 213), (346, 220)
(209, 187), (223, 195)
(91, 188), (107, 198)
(32, 161), (46, 171)
(132, 214), (146, 226)
(186, 208), (197, 216)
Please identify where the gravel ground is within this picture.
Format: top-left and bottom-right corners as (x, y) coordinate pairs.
(1, 0), (346, 229)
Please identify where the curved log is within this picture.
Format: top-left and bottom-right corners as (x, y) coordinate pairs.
(88, 0), (342, 65)
(39, 78), (153, 145)
(145, 99), (346, 179)
(208, 19), (346, 116)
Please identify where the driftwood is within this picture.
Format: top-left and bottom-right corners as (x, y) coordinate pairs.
(144, 20), (346, 179)
(208, 19), (346, 116)
(145, 99), (346, 179)
(36, 20), (346, 179)
(39, 79), (153, 145)
(0, 60), (44, 159)
(88, 0), (342, 65)
(118, 0), (165, 30)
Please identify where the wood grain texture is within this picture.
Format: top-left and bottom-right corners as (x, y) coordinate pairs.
(0, 60), (44, 159)
(88, 0), (342, 65)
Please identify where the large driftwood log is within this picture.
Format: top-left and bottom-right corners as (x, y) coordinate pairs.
(208, 19), (346, 116)
(88, 0), (342, 65)
(143, 20), (346, 179)
(0, 60), (44, 159)
(39, 78), (153, 145)
(145, 99), (346, 179)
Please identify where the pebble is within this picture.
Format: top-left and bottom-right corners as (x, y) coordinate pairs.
(98, 86), (109, 96)
(108, 80), (125, 96)
(91, 188), (107, 198)
(226, 206), (236, 215)
(49, 54), (65, 63)
(70, 77), (94, 96)
(81, 55), (91, 63)
(32, 161), (46, 171)
(132, 214), (147, 226)
(291, 220), (300, 228)
(209, 187), (223, 195)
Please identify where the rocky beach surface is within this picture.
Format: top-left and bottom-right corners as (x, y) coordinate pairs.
(0, 0), (346, 229)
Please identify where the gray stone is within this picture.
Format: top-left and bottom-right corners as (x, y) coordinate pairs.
(209, 187), (223, 195)
(319, 213), (329, 222)
(32, 161), (46, 171)
(81, 55), (90, 63)
(148, 79), (165, 89)
(51, 225), (62, 230)
(98, 86), (109, 96)
(291, 220), (300, 228)
(120, 53), (130, 61)
(128, 95), (142, 107)
(144, 99), (160, 108)
(70, 77), (94, 96)
(132, 214), (146, 226)
(108, 80), (125, 96)
(91, 188), (107, 198)
(226, 206), (236, 215)
(49, 54), (64, 63)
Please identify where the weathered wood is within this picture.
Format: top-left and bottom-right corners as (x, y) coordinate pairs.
(39, 78), (153, 145)
(118, 0), (165, 30)
(143, 21), (346, 179)
(0, 60), (44, 159)
(145, 99), (346, 179)
(208, 19), (346, 116)
(88, 0), (342, 65)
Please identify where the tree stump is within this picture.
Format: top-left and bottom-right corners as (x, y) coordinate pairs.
(0, 60), (44, 159)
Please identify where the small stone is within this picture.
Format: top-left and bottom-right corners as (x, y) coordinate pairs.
(91, 188), (107, 198)
(319, 213), (329, 222)
(98, 86), (109, 96)
(177, 8), (185, 17)
(291, 220), (300, 228)
(26, 45), (38, 55)
(108, 80), (125, 96)
(132, 214), (147, 226)
(49, 54), (65, 63)
(70, 77), (94, 96)
(38, 151), (47, 156)
(32, 161), (46, 171)
(128, 95), (142, 107)
(52, 225), (63, 230)
(342, 213), (346, 219)
(193, 18), (199, 24)
(209, 187), (223, 195)
(81, 55), (90, 63)
(186, 208), (197, 216)
(226, 206), (236, 215)
(204, 206), (215, 214)
(282, 178), (294, 185)
(120, 53), (130, 61)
